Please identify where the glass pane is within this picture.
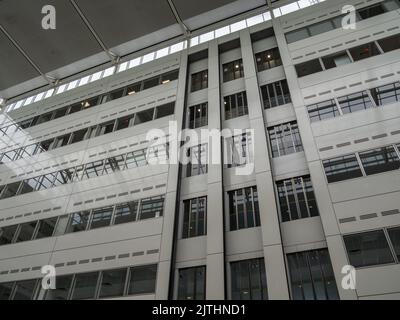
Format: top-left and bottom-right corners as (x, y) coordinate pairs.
(44, 275), (73, 300)
(12, 280), (37, 300)
(349, 42), (380, 61)
(0, 225), (18, 245)
(66, 211), (91, 233)
(128, 265), (157, 295)
(0, 282), (14, 300)
(99, 268), (127, 298)
(139, 197), (164, 220)
(359, 146), (400, 175)
(114, 202), (138, 225)
(307, 99), (340, 122)
(90, 207), (113, 229)
(15, 221), (37, 242)
(388, 227), (400, 260)
(323, 155), (363, 183)
(338, 91), (374, 114)
(35, 217), (58, 239)
(344, 230), (394, 267)
(71, 272), (99, 300)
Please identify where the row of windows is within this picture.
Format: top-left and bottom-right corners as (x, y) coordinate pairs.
(255, 47), (282, 72)
(295, 33), (400, 77)
(0, 196), (165, 246)
(191, 70), (208, 92)
(307, 82), (400, 123)
(0, 144), (168, 200)
(0, 70), (179, 137)
(177, 258), (267, 300)
(0, 264), (157, 300)
(0, 103), (174, 164)
(285, 0), (400, 44)
(344, 227), (400, 268)
(323, 143), (400, 183)
(178, 249), (339, 301)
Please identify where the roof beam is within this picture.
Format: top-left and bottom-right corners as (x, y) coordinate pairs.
(0, 24), (56, 86)
(167, 0), (191, 37)
(69, 0), (119, 64)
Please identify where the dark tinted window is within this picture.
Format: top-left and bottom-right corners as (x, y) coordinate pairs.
(295, 59), (323, 77)
(359, 146), (400, 175)
(323, 155), (363, 183)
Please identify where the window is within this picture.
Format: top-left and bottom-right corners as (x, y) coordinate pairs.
(344, 230), (394, 267)
(70, 128), (88, 144)
(53, 107), (69, 119)
(337, 91), (374, 114)
(188, 103), (207, 129)
(0, 282), (14, 300)
(268, 122), (303, 158)
(359, 146), (400, 175)
(99, 268), (127, 298)
(224, 91), (248, 120)
(370, 82), (400, 106)
(36, 112), (53, 125)
(82, 161), (104, 180)
(138, 196), (164, 220)
(0, 225), (18, 245)
(114, 201), (138, 225)
(1, 182), (21, 199)
(106, 88), (125, 102)
(36, 139), (54, 153)
(177, 266), (206, 300)
(80, 96), (99, 109)
(116, 115), (134, 131)
(161, 70), (179, 83)
(125, 149), (147, 169)
(103, 156), (125, 174)
(228, 186), (260, 231)
(295, 59), (323, 77)
(255, 47), (282, 72)
(323, 154), (363, 183)
(134, 108), (154, 125)
(126, 83), (141, 95)
(19, 177), (40, 194)
(90, 207), (113, 229)
(44, 275), (73, 300)
(388, 227), (400, 260)
(65, 211), (91, 233)
(35, 217), (58, 239)
(54, 134), (71, 149)
(349, 42), (380, 62)
(276, 176), (319, 222)
(377, 34), (400, 53)
(287, 249), (339, 300)
(12, 279), (38, 300)
(96, 120), (115, 136)
(143, 76), (160, 90)
(261, 80), (291, 109)
(307, 99), (340, 122)
(182, 197), (207, 238)
(322, 51), (352, 69)
(71, 272), (99, 300)
(223, 59), (244, 82)
(186, 144), (208, 177)
(69, 103), (82, 114)
(231, 259), (267, 300)
(191, 70), (208, 92)
(358, 2), (385, 19)
(226, 132), (253, 168)
(37, 173), (56, 190)
(15, 221), (37, 242)
(286, 28), (310, 43)
(155, 102), (175, 119)
(128, 264), (157, 295)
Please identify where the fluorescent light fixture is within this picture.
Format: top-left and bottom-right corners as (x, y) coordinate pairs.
(215, 26), (230, 38)
(162, 79), (170, 84)
(118, 61), (128, 73)
(246, 14), (264, 27)
(199, 31), (214, 44)
(142, 52), (155, 63)
(103, 66), (115, 78)
(156, 47), (169, 59)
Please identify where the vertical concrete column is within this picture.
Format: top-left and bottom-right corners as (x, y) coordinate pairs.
(272, 19), (357, 300)
(206, 40), (225, 300)
(239, 29), (290, 300)
(155, 51), (188, 299)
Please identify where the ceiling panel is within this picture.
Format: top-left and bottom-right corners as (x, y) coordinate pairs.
(0, 0), (102, 75)
(172, 0), (239, 20)
(0, 32), (40, 90)
(75, 0), (177, 49)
